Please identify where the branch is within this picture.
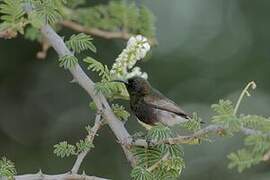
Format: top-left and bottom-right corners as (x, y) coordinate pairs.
(71, 114), (103, 174)
(11, 171), (109, 180)
(60, 20), (157, 46)
(132, 125), (262, 148)
(40, 25), (136, 166)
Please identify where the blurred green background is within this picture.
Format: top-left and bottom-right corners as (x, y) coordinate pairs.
(1, 0), (270, 179)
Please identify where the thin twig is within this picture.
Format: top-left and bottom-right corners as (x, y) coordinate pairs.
(233, 81), (256, 115)
(71, 114), (103, 174)
(60, 20), (158, 45)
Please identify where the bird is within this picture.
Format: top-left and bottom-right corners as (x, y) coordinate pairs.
(113, 76), (191, 127)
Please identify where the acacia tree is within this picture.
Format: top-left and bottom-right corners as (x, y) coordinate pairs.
(0, 1), (270, 179)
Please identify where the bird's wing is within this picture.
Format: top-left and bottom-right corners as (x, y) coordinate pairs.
(144, 89), (189, 118)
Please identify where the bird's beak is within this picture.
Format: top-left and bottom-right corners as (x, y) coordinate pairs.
(111, 79), (128, 85)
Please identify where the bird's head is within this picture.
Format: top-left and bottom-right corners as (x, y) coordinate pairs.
(112, 76), (151, 96)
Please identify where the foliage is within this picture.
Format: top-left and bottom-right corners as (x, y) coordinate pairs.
(32, 0), (64, 24)
(66, 33), (96, 53)
(0, 157), (16, 178)
(180, 112), (202, 132)
(131, 166), (154, 180)
(227, 133), (270, 172)
(0, 0), (25, 23)
(209, 84), (270, 172)
(211, 100), (241, 134)
(72, 1), (155, 37)
(84, 57), (110, 81)
(24, 26), (42, 41)
(53, 139), (94, 158)
(58, 55), (78, 69)
(53, 141), (76, 158)
(76, 139), (95, 153)
(0, 0), (26, 35)
(132, 125), (185, 179)
(112, 104), (130, 122)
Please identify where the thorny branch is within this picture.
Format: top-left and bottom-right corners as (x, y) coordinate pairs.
(131, 125), (262, 148)
(40, 24), (137, 166)
(11, 171), (109, 180)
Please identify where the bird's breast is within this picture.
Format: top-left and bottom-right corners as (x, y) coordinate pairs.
(130, 97), (158, 125)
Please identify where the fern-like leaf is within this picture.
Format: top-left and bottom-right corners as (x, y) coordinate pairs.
(66, 33), (96, 53)
(0, 0), (25, 23)
(0, 157), (16, 178)
(76, 139), (94, 153)
(53, 141), (76, 158)
(112, 104), (130, 121)
(227, 149), (261, 173)
(131, 166), (154, 180)
(211, 100), (241, 133)
(59, 55), (78, 69)
(83, 57), (110, 80)
(34, 0), (62, 24)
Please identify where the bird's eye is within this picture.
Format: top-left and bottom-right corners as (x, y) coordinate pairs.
(128, 79), (134, 84)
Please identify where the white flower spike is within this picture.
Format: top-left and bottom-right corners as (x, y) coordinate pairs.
(110, 35), (150, 79)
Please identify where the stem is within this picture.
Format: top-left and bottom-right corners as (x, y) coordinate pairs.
(233, 81), (256, 115)
(71, 114), (102, 174)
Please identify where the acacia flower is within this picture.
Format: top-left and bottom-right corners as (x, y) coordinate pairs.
(110, 35), (150, 79)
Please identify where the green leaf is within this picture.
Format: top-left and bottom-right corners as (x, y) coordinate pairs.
(83, 57), (110, 80)
(211, 100), (241, 133)
(66, 33), (96, 53)
(112, 104), (130, 121)
(76, 139), (94, 153)
(0, 157), (16, 178)
(227, 149), (261, 173)
(137, 6), (155, 37)
(131, 166), (154, 180)
(132, 147), (162, 167)
(24, 26), (42, 41)
(53, 141), (76, 158)
(72, 1), (156, 38)
(0, 0), (25, 23)
(33, 0), (63, 24)
(180, 112), (201, 132)
(89, 101), (97, 111)
(59, 55), (78, 69)
(28, 11), (44, 28)
(244, 134), (270, 153)
(241, 115), (270, 133)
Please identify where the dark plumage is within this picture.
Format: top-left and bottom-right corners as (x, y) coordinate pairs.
(115, 76), (190, 126)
